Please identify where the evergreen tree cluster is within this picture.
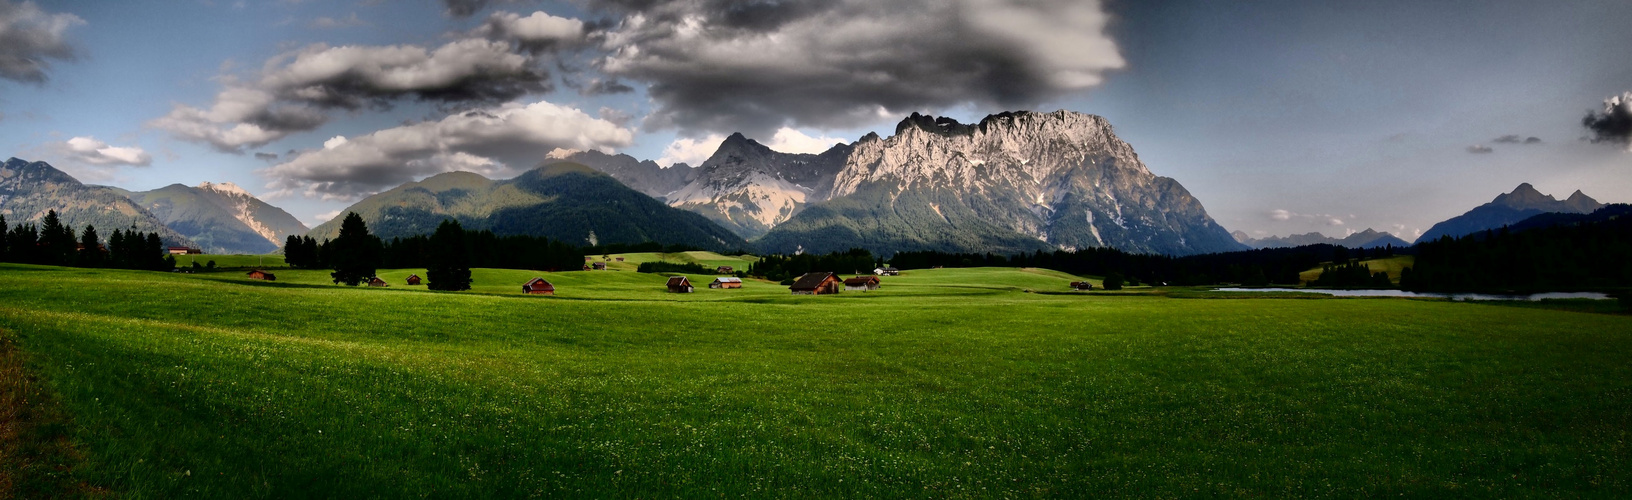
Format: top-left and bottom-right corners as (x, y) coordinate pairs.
(1, 210), (174, 271)
(636, 261), (717, 274)
(1403, 206), (1632, 292)
(747, 249), (877, 282)
(888, 244), (1362, 286)
(1310, 261), (1392, 288)
(281, 214), (584, 286)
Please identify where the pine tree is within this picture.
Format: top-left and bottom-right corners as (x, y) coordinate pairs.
(426, 219), (472, 291)
(0, 214), (8, 262)
(78, 225), (103, 267)
(1103, 272), (1125, 291)
(9, 223), (39, 264)
(145, 232), (168, 271)
(39, 210), (75, 265)
(328, 212), (380, 286)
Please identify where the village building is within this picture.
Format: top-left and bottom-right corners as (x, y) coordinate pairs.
(167, 246), (203, 255)
(406, 274), (421, 285)
(844, 275), (882, 291)
(367, 277), (389, 287)
(716, 265), (734, 274)
(1070, 281), (1094, 291)
(522, 278), (555, 295)
(592, 261), (607, 270)
(789, 272), (843, 295)
(615, 257), (626, 262)
(666, 276), (695, 293)
(710, 277), (743, 289)
(246, 269), (275, 281)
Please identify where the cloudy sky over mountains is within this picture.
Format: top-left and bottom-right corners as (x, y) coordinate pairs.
(1, 0), (1629, 235)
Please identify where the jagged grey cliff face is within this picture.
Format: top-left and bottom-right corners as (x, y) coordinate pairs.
(665, 133), (852, 239)
(754, 111), (1244, 256)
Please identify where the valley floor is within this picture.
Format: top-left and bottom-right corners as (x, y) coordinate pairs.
(0, 263), (1629, 497)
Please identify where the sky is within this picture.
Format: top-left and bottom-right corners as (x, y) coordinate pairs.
(1, 0), (1629, 239)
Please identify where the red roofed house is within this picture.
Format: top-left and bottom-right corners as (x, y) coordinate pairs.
(523, 278), (555, 295)
(666, 276), (695, 293)
(789, 272), (842, 295)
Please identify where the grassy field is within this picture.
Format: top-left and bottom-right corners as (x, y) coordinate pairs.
(1300, 255), (1415, 285)
(1, 262), (1629, 497)
(592, 251), (760, 272)
(171, 254), (286, 269)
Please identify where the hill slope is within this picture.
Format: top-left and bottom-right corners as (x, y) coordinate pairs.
(306, 163), (747, 251)
(1417, 183), (1602, 243)
(756, 111), (1244, 256)
(0, 157), (195, 245)
(116, 182), (307, 254)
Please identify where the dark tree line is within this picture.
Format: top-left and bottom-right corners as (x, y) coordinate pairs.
(1402, 208), (1632, 293)
(888, 245), (1376, 286)
(1310, 261), (1393, 288)
(1, 210), (174, 271)
(283, 214), (582, 286)
(747, 249), (878, 282)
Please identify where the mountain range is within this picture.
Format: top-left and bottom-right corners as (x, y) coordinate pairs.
(1, 157), (195, 246)
(108, 182), (308, 254)
(1416, 183), (1602, 243)
(306, 162), (747, 251)
(1232, 228), (1411, 249)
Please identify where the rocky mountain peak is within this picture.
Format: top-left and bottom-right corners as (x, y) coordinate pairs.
(1493, 182), (1554, 208)
(197, 181), (252, 198)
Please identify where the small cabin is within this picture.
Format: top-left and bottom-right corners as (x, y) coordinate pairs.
(367, 277), (389, 287)
(789, 272), (842, 295)
(592, 261), (607, 270)
(615, 257), (626, 262)
(246, 269), (276, 281)
(406, 274), (422, 285)
(710, 277), (743, 289)
(522, 277), (555, 295)
(167, 246), (202, 255)
(1069, 281), (1094, 291)
(716, 266), (734, 274)
(844, 275), (881, 291)
(666, 276), (694, 293)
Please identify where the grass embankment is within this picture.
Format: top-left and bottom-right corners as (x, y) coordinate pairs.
(594, 251), (759, 272)
(1300, 255), (1415, 285)
(0, 263), (1629, 497)
(171, 254), (286, 269)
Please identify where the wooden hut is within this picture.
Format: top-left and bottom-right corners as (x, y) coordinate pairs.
(406, 274), (422, 285)
(710, 277), (743, 289)
(715, 265), (734, 274)
(522, 278), (555, 295)
(666, 276), (695, 293)
(246, 269), (276, 281)
(1069, 281), (1094, 291)
(844, 275), (881, 291)
(789, 272), (842, 295)
(368, 277), (389, 287)
(615, 257), (626, 262)
(592, 261), (607, 270)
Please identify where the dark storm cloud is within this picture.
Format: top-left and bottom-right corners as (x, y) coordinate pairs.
(580, 77), (633, 96)
(1583, 92), (1632, 147)
(592, 0), (1125, 137)
(443, 0), (492, 17)
(0, 0), (83, 83)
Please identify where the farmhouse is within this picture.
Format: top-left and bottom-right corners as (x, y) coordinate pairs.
(522, 278), (555, 295)
(844, 275), (881, 291)
(592, 261), (607, 270)
(666, 276), (695, 293)
(789, 272), (842, 295)
(873, 267), (900, 276)
(710, 277), (743, 289)
(368, 277), (389, 287)
(716, 266), (734, 274)
(246, 269), (275, 281)
(167, 246), (202, 255)
(406, 274), (421, 285)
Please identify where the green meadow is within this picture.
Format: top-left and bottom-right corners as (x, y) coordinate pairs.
(170, 254), (286, 269)
(1, 262), (1629, 497)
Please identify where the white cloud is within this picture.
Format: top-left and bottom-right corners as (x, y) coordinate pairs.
(763, 128), (847, 154)
(263, 100), (632, 200)
(309, 209), (342, 227)
(0, 0), (83, 83)
(58, 136), (152, 166)
(475, 10), (584, 51)
(1269, 209), (1292, 221)
(656, 133), (726, 167)
(309, 12), (367, 29)
(1327, 218), (1344, 226)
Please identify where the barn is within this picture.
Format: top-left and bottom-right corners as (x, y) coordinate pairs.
(710, 277), (743, 289)
(666, 276), (695, 293)
(715, 266), (734, 274)
(406, 274), (422, 285)
(592, 261), (607, 270)
(522, 278), (555, 295)
(844, 275), (881, 291)
(246, 269), (276, 281)
(367, 277), (389, 287)
(1069, 281), (1094, 291)
(789, 272), (842, 295)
